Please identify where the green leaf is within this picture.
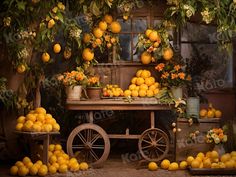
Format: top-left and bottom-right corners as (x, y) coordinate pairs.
(57, 12), (64, 23)
(105, 0), (113, 8)
(16, 0), (27, 11)
(90, 1), (101, 16)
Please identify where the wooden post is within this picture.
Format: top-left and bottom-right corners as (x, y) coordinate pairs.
(42, 134), (49, 164)
(150, 111), (155, 129)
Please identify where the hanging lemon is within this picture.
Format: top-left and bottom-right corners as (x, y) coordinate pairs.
(53, 43), (61, 53)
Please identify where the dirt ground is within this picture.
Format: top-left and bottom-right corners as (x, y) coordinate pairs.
(1, 157), (236, 177)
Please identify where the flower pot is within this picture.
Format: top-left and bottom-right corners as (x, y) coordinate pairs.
(187, 97), (200, 119)
(66, 85), (82, 100)
(86, 87), (101, 100)
(171, 87), (183, 99)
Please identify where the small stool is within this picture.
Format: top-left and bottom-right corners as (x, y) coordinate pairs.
(15, 131), (60, 164)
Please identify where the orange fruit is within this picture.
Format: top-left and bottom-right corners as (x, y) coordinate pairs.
(148, 162), (158, 171)
(140, 51), (152, 64)
(179, 161), (188, 170)
(131, 90), (139, 97)
(187, 156), (195, 165)
(168, 162), (179, 171)
(136, 78), (145, 86)
(41, 52), (50, 62)
(149, 31), (159, 42)
(163, 48), (173, 60)
(110, 21), (121, 33)
(191, 159), (200, 168)
(104, 14), (113, 24)
(10, 166), (18, 175)
(138, 89), (146, 97)
(207, 110), (214, 118)
(79, 162), (89, 170)
(83, 33), (91, 43)
(82, 48), (94, 61)
(160, 159), (170, 169)
(18, 166), (29, 177)
(146, 90), (154, 97)
(98, 21), (108, 31)
(200, 109), (207, 118)
(48, 19), (55, 28)
(53, 43), (61, 53)
(93, 27), (103, 38)
(145, 29), (152, 37)
(17, 64), (26, 74)
(136, 70), (143, 77)
(215, 110), (222, 118)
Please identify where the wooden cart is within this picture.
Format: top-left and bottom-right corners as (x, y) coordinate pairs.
(66, 98), (172, 167)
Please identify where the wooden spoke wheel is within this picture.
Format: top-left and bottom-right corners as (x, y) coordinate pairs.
(138, 128), (169, 162)
(67, 123), (110, 167)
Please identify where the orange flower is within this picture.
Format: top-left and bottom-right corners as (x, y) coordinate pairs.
(219, 133), (224, 139)
(161, 72), (169, 79)
(171, 73), (178, 79)
(174, 65), (181, 71)
(178, 72), (185, 79)
(155, 63), (165, 72)
(186, 75), (192, 81)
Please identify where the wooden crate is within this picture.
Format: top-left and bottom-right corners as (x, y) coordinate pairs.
(175, 118), (220, 161)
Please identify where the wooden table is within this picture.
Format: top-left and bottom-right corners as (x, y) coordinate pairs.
(66, 98), (173, 166)
(15, 131), (60, 164)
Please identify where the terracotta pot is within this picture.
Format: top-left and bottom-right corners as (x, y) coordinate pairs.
(86, 87), (101, 100)
(66, 85), (82, 100)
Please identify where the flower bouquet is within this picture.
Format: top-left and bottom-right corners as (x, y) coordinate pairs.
(86, 75), (102, 100)
(57, 67), (87, 100)
(206, 128), (227, 144)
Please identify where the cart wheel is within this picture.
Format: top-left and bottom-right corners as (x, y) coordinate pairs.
(138, 128), (169, 162)
(67, 123), (110, 167)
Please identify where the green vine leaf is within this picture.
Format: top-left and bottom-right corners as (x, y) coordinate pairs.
(16, 0), (27, 11)
(90, 1), (101, 16)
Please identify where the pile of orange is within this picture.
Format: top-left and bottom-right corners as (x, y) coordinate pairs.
(15, 107), (60, 133)
(102, 84), (124, 97)
(124, 69), (160, 97)
(200, 103), (222, 118)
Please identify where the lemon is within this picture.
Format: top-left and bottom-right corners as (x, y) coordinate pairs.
(168, 162), (179, 171)
(131, 77), (137, 84)
(53, 43), (61, 54)
(206, 151), (211, 158)
(160, 159), (170, 169)
(219, 162), (226, 168)
(225, 160), (235, 168)
(187, 156), (194, 165)
(70, 162), (80, 172)
(58, 164), (68, 173)
(80, 162), (89, 170)
(153, 41), (160, 47)
(52, 123), (60, 132)
(131, 90), (139, 97)
(124, 90), (131, 97)
(140, 70), (151, 79)
(22, 156), (31, 165)
(145, 29), (152, 37)
(215, 110), (222, 118)
(211, 151), (219, 159)
(195, 156), (203, 163)
(139, 90), (147, 97)
(136, 70), (143, 77)
(38, 165), (48, 176)
(163, 48), (173, 60)
(129, 84), (136, 91)
(48, 165), (57, 174)
(221, 153), (231, 162)
(49, 144), (55, 152)
(148, 162), (158, 171)
(191, 159), (200, 168)
(140, 84), (148, 90)
(16, 123), (24, 131)
(18, 166), (29, 177)
(93, 27), (103, 38)
(25, 161), (33, 169)
(35, 107), (47, 114)
(83, 33), (91, 43)
(15, 161), (24, 168)
(200, 109), (207, 118)
(49, 155), (57, 164)
(231, 151), (236, 157)
(98, 21), (108, 31)
(136, 78), (145, 86)
(55, 144), (62, 151)
(52, 162), (59, 170)
(149, 31), (159, 42)
(149, 85), (157, 91)
(17, 64), (26, 74)
(17, 116), (26, 124)
(29, 165), (39, 176)
(146, 90), (154, 97)
(207, 110), (214, 118)
(145, 77), (155, 86)
(35, 160), (43, 166)
(82, 48), (94, 61)
(153, 88), (160, 95)
(203, 158), (211, 168)
(41, 52), (50, 62)
(26, 114), (36, 122)
(211, 162), (220, 168)
(10, 166), (18, 176)
(104, 14), (113, 24)
(110, 21), (121, 33)
(48, 19), (55, 28)
(62, 154), (69, 160)
(140, 51), (152, 65)
(179, 161), (188, 170)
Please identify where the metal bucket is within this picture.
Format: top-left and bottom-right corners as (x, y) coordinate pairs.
(187, 97), (200, 119)
(171, 87), (183, 99)
(66, 85), (82, 100)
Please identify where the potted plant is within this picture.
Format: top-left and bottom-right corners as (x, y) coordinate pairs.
(155, 61), (191, 99)
(86, 75), (101, 100)
(57, 67), (87, 100)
